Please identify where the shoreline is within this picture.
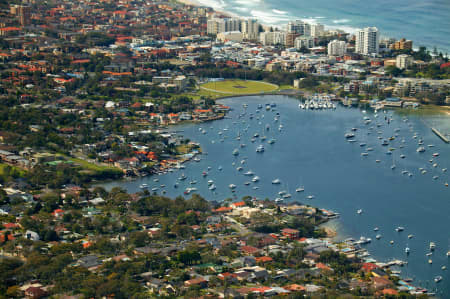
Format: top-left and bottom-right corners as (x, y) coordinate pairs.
(176, 0), (450, 54)
(99, 94), (437, 294)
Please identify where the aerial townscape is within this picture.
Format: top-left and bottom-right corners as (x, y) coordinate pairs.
(0, 0), (449, 298)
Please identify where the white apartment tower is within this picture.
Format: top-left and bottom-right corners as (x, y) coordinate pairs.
(355, 27), (379, 55)
(295, 36), (315, 49)
(259, 31), (286, 46)
(310, 24), (324, 37)
(328, 40), (347, 56)
(241, 19), (259, 40)
(287, 20), (311, 36)
(207, 17), (240, 35)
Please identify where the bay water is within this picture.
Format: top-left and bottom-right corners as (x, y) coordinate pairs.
(103, 95), (450, 296)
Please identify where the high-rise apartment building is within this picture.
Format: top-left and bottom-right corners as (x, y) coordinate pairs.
(287, 20), (310, 36)
(295, 36), (315, 49)
(207, 17), (240, 35)
(241, 19), (259, 41)
(259, 31), (286, 46)
(355, 27), (379, 55)
(327, 40), (347, 56)
(310, 24), (324, 37)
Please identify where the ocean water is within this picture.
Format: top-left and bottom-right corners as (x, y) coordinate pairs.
(103, 95), (450, 296)
(195, 0), (450, 54)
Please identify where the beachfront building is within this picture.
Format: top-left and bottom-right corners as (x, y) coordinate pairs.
(295, 36), (315, 50)
(396, 54), (413, 69)
(390, 38), (413, 50)
(241, 19), (259, 41)
(310, 23), (325, 37)
(259, 31), (286, 46)
(328, 40), (347, 56)
(207, 17), (240, 35)
(216, 31), (244, 43)
(355, 27), (379, 55)
(287, 20), (311, 36)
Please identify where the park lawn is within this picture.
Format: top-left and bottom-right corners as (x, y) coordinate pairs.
(201, 80), (278, 95)
(176, 144), (193, 155)
(64, 156), (120, 172)
(277, 84), (296, 90)
(0, 163), (27, 177)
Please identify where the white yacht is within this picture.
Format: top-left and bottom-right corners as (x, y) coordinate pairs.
(252, 176), (260, 182)
(430, 242), (436, 251)
(229, 184), (236, 189)
(357, 209), (363, 214)
(272, 179), (281, 184)
(295, 187), (305, 192)
(345, 133), (355, 139)
(416, 147), (426, 153)
(256, 145), (265, 152)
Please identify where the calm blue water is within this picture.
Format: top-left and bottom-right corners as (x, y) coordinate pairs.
(195, 0), (450, 54)
(104, 95), (450, 296)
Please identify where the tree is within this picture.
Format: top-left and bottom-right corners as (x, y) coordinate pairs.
(385, 65), (403, 77)
(177, 249), (201, 265)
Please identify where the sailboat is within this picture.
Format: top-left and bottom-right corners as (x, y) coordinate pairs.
(405, 245), (410, 255)
(296, 177), (305, 192)
(296, 186), (305, 192)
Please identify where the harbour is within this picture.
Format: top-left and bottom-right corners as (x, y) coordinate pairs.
(102, 95), (450, 296)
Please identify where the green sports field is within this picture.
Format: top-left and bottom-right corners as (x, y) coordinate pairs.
(200, 80), (278, 95)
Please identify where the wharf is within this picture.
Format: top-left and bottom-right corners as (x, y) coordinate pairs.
(431, 127), (449, 143)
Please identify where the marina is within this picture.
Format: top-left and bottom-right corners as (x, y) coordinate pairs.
(102, 95), (450, 296)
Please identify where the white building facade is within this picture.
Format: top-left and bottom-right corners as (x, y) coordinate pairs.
(295, 36), (315, 49)
(327, 40), (347, 56)
(355, 27), (379, 55)
(287, 20), (311, 36)
(241, 19), (259, 40)
(310, 24), (324, 37)
(396, 54), (413, 69)
(259, 31), (286, 46)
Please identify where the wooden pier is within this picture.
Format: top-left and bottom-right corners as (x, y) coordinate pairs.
(431, 127), (449, 143)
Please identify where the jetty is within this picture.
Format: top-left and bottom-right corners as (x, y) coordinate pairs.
(431, 127), (449, 143)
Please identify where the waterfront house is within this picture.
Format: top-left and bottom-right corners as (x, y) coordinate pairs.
(184, 277), (207, 288)
(371, 276), (393, 290)
(281, 228), (300, 240)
